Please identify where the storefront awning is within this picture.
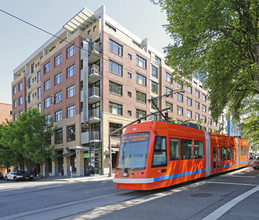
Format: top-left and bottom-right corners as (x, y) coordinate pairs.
(55, 153), (63, 158)
(63, 152), (76, 157)
(69, 146), (90, 151)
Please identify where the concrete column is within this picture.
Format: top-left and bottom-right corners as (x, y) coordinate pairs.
(76, 150), (84, 176)
(63, 150), (69, 176)
(51, 160), (55, 176)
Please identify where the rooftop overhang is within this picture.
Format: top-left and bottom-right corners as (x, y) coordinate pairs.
(63, 8), (98, 33)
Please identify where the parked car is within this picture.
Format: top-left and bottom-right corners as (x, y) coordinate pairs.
(6, 170), (33, 181)
(253, 157), (259, 169)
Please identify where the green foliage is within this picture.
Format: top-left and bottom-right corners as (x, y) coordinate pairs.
(152, 0), (259, 142)
(0, 109), (54, 168)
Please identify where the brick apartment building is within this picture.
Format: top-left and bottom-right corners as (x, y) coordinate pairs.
(11, 5), (219, 177)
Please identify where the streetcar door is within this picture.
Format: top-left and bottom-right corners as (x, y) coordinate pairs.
(217, 147), (220, 169)
(213, 147), (216, 169)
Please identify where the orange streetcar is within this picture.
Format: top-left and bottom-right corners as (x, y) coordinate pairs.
(113, 121), (249, 190)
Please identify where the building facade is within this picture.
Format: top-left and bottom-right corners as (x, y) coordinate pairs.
(11, 6), (219, 177)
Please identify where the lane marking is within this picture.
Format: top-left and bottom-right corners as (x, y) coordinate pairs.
(205, 181), (258, 187)
(202, 186), (259, 220)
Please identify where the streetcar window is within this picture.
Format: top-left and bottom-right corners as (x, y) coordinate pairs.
(152, 136), (167, 167)
(170, 138), (179, 160)
(221, 147), (227, 161)
(194, 141), (203, 159)
(181, 139), (193, 160)
(227, 148), (231, 160)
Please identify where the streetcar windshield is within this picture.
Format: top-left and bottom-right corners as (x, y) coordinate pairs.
(117, 132), (149, 169)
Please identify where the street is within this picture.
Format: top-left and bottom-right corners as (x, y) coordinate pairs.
(0, 166), (259, 220)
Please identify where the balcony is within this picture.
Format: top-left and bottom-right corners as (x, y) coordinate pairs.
(88, 87), (101, 104)
(89, 109), (101, 124)
(81, 132), (89, 144)
(89, 64), (101, 83)
(89, 131), (101, 142)
(89, 42), (102, 64)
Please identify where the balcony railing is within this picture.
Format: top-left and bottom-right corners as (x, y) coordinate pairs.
(89, 87), (100, 97)
(89, 131), (100, 141)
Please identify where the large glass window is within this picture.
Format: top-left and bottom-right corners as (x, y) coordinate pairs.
(177, 106), (183, 115)
(136, 91), (146, 103)
(55, 128), (62, 144)
(227, 147), (231, 160)
(44, 97), (51, 108)
(67, 64), (75, 78)
(55, 110), (62, 122)
(37, 71), (41, 83)
(181, 139), (192, 160)
(117, 132), (149, 169)
(170, 138), (179, 160)
(67, 125), (75, 142)
(136, 109), (146, 118)
(221, 147), (227, 161)
(136, 55), (147, 69)
(195, 89), (200, 98)
(187, 97), (192, 106)
(152, 136), (167, 167)
(166, 87), (173, 97)
(54, 72), (62, 85)
(187, 86), (192, 94)
(166, 72), (173, 83)
(136, 73), (146, 86)
(194, 141), (203, 159)
(44, 62), (50, 74)
(67, 84), (75, 98)
(44, 80), (50, 91)
(55, 91), (62, 104)
(109, 60), (123, 76)
(177, 93), (183, 102)
(166, 102), (173, 112)
(151, 81), (158, 94)
(109, 123), (122, 138)
(67, 44), (75, 58)
(109, 102), (122, 115)
(18, 82), (23, 91)
(19, 96), (23, 105)
(151, 65), (158, 78)
(67, 105), (75, 118)
(109, 81), (122, 96)
(109, 39), (123, 56)
(195, 101), (200, 109)
(54, 54), (62, 67)
(187, 110), (192, 118)
(37, 87), (41, 99)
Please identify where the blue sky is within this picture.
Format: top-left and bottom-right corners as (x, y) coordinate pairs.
(0, 0), (171, 104)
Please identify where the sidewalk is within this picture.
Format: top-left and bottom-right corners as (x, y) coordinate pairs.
(34, 174), (114, 182)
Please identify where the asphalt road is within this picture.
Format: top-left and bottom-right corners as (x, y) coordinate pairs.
(0, 165), (258, 220)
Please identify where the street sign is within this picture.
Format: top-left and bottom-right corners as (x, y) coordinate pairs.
(83, 153), (90, 158)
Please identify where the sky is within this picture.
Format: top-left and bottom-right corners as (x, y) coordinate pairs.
(0, 0), (171, 104)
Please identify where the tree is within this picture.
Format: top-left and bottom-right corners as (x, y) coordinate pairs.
(0, 109), (55, 169)
(151, 0), (259, 143)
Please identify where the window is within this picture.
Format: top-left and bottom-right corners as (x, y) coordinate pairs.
(128, 110), (132, 116)
(152, 136), (167, 167)
(195, 113), (200, 121)
(128, 72), (132, 79)
(151, 65), (158, 78)
(166, 102), (173, 112)
(202, 105), (207, 112)
(187, 110), (192, 118)
(227, 147), (231, 160)
(37, 71), (41, 83)
(136, 73), (146, 86)
(165, 72), (173, 83)
(208, 109), (211, 115)
(109, 102), (122, 115)
(54, 72), (62, 85)
(31, 63), (35, 73)
(128, 54), (132, 60)
(67, 44), (75, 58)
(151, 81), (158, 94)
(202, 116), (207, 123)
(37, 87), (41, 99)
(67, 125), (75, 142)
(19, 96), (23, 105)
(55, 91), (62, 104)
(13, 100), (17, 108)
(28, 78), (32, 88)
(195, 101), (200, 109)
(44, 80), (51, 91)
(136, 55), (147, 69)
(67, 105), (75, 118)
(44, 62), (50, 73)
(44, 97), (51, 108)
(46, 114), (51, 124)
(128, 91), (132, 97)
(54, 54), (62, 67)
(195, 90), (200, 98)
(14, 114), (17, 121)
(221, 147), (227, 161)
(202, 94), (207, 102)
(177, 93), (183, 102)
(208, 118), (212, 125)
(170, 138), (179, 160)
(109, 81), (122, 96)
(181, 139), (192, 159)
(93, 25), (96, 32)
(38, 103), (41, 113)
(55, 110), (62, 122)
(109, 60), (123, 76)
(166, 87), (173, 97)
(177, 106), (183, 115)
(136, 91), (146, 103)
(55, 128), (62, 144)
(18, 82), (23, 91)
(177, 80), (183, 89)
(110, 123), (122, 138)
(28, 93), (32, 103)
(67, 84), (75, 98)
(13, 86), (17, 95)
(187, 86), (192, 94)
(194, 141), (203, 159)
(109, 39), (123, 56)
(67, 64), (75, 78)
(136, 109), (146, 118)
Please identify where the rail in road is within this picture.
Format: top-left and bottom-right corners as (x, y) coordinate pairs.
(0, 166), (258, 220)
